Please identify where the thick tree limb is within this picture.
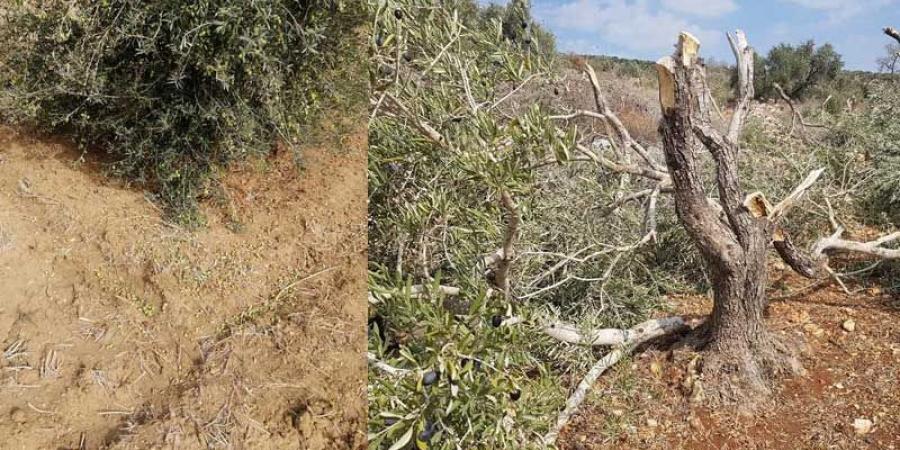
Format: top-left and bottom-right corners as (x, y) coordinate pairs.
(542, 316), (685, 347)
(656, 34), (743, 263)
(543, 317), (688, 446)
(773, 226), (827, 279)
(727, 30), (754, 145)
(886, 27), (900, 45)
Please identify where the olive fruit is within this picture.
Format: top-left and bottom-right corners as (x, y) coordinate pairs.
(422, 370), (439, 386)
(385, 417), (398, 426)
(418, 421), (436, 441)
(394, 9), (403, 19)
(510, 389), (522, 401)
(491, 315), (504, 328)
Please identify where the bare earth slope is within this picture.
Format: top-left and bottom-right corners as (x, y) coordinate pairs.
(0, 127), (366, 449)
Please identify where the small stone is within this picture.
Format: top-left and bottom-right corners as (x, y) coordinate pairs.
(646, 418), (659, 428)
(834, 382), (845, 389)
(9, 408), (26, 424)
(611, 409), (625, 417)
(842, 319), (856, 332)
(853, 418), (873, 435)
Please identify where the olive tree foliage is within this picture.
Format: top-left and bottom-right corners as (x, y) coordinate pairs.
(365, 0), (677, 444)
(0, 0), (364, 222)
(367, 0), (707, 446)
(749, 40), (844, 100)
(837, 81), (900, 225)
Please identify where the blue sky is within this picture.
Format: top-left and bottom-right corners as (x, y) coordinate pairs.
(490, 0), (900, 71)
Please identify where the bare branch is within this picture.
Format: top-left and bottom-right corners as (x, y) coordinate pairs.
(775, 225), (900, 279)
(493, 191), (520, 297)
(770, 168), (825, 220)
(385, 93), (448, 148)
(582, 64), (666, 172)
(542, 316), (685, 347)
(543, 317), (688, 446)
(772, 83), (828, 137)
(726, 29), (754, 144)
(812, 229), (900, 260)
(575, 142), (670, 182)
(549, 110), (607, 121)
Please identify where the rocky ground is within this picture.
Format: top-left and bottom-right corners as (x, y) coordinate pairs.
(559, 264), (899, 450)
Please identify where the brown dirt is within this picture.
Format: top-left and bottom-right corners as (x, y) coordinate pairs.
(0, 126), (367, 449)
(559, 263), (900, 450)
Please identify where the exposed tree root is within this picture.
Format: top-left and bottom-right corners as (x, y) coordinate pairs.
(679, 325), (805, 408)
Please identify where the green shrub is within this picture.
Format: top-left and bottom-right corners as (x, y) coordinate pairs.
(0, 0), (364, 223)
(855, 81), (900, 225)
(742, 40), (843, 101)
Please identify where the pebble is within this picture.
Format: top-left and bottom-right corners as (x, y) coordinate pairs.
(842, 319), (856, 332)
(853, 418), (873, 435)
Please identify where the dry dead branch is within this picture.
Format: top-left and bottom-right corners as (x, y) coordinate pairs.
(772, 83), (828, 137)
(543, 317), (688, 446)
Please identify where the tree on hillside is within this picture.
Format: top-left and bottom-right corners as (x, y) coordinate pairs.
(750, 40), (843, 100)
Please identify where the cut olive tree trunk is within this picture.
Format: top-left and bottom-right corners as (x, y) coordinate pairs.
(655, 31), (800, 398)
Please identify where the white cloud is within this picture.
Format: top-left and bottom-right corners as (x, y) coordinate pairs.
(536, 0), (721, 54)
(660, 0), (737, 17)
(781, 0), (895, 21)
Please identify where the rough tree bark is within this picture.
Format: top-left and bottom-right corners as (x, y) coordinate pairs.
(655, 32), (801, 399)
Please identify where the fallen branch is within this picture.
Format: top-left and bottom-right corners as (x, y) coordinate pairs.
(368, 284), (461, 304)
(542, 316), (685, 347)
(775, 225), (900, 280)
(812, 228), (900, 259)
(543, 317), (688, 446)
(367, 352), (412, 376)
